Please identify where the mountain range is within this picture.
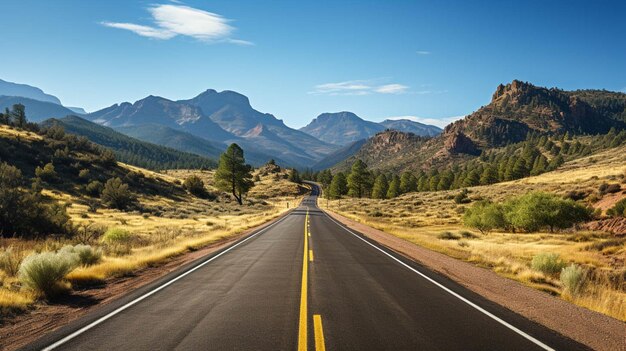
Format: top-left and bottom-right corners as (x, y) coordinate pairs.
(299, 111), (441, 145)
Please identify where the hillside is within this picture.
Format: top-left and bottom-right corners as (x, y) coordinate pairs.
(330, 81), (626, 173)
(0, 78), (62, 105)
(312, 139), (367, 171)
(0, 96), (78, 122)
(380, 119), (442, 137)
(41, 116), (216, 170)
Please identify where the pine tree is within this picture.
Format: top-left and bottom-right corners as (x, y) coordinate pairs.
(328, 172), (348, 199)
(399, 172), (417, 194)
(214, 143), (254, 205)
(10, 104), (27, 128)
(387, 175), (401, 198)
(479, 165), (498, 185)
(463, 169), (480, 187)
(371, 174), (389, 199)
(347, 160), (370, 198)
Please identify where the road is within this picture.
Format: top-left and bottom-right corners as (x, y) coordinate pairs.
(24, 185), (589, 351)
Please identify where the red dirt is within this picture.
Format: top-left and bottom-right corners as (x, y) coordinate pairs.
(325, 210), (626, 351)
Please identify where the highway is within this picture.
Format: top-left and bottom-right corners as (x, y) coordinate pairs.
(24, 185), (589, 351)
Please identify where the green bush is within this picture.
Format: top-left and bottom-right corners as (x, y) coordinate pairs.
(18, 251), (79, 298)
(58, 244), (102, 266)
(560, 264), (586, 296)
(183, 176), (206, 197)
(35, 162), (57, 182)
(462, 200), (506, 234)
(0, 246), (24, 276)
(101, 178), (136, 210)
(102, 228), (133, 244)
(531, 253), (566, 275)
(437, 231), (460, 240)
(85, 180), (103, 197)
(607, 198), (626, 217)
(504, 192), (591, 232)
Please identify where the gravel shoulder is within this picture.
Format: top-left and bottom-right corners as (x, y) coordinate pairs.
(325, 209), (626, 351)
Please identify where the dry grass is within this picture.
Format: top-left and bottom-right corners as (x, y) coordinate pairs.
(0, 167), (303, 315)
(322, 149), (626, 321)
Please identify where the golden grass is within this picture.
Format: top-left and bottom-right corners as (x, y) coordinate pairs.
(321, 152), (626, 321)
(0, 167), (301, 315)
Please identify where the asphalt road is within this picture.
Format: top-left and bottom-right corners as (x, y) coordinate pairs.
(24, 185), (589, 351)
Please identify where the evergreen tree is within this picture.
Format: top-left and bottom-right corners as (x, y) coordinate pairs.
(214, 143), (254, 205)
(463, 169), (480, 187)
(347, 160), (370, 198)
(479, 165), (498, 185)
(400, 172), (417, 194)
(328, 172), (348, 199)
(371, 174), (389, 199)
(387, 175), (401, 198)
(10, 104), (27, 128)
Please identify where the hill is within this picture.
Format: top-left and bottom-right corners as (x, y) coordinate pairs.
(0, 96), (78, 122)
(380, 119), (442, 137)
(0, 78), (62, 105)
(311, 139), (367, 171)
(41, 116), (216, 170)
(330, 81), (626, 173)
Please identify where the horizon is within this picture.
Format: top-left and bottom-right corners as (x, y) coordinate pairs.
(1, 0), (625, 129)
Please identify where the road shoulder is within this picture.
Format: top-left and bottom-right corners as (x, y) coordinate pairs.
(324, 209), (626, 351)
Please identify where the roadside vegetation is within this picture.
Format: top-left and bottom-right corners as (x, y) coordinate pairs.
(0, 107), (304, 316)
(320, 145), (626, 321)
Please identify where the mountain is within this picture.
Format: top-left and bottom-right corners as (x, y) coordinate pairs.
(0, 96), (77, 122)
(380, 119), (442, 137)
(300, 112), (443, 146)
(311, 139), (367, 171)
(67, 107), (87, 114)
(41, 116), (216, 170)
(115, 124), (281, 167)
(0, 78), (62, 105)
(300, 112), (385, 145)
(87, 90), (338, 168)
(330, 81), (626, 173)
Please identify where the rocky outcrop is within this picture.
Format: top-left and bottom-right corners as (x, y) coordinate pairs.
(584, 217), (626, 236)
(444, 132), (480, 155)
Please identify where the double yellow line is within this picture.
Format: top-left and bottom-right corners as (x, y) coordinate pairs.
(298, 208), (326, 351)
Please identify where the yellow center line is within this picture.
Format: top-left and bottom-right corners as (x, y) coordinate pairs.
(314, 314), (326, 351)
(309, 249), (314, 262)
(298, 207), (309, 351)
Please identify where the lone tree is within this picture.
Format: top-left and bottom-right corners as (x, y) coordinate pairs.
(328, 172), (347, 199)
(214, 143), (254, 205)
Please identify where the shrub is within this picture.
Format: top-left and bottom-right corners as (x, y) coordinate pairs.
(85, 180), (103, 197)
(58, 244), (102, 266)
(102, 228), (133, 244)
(35, 162), (57, 182)
(504, 192), (591, 232)
(18, 251), (79, 298)
(599, 183), (621, 195)
(78, 169), (90, 181)
(460, 230), (478, 239)
(454, 189), (471, 204)
(101, 178), (136, 210)
(531, 253), (566, 275)
(607, 198), (626, 217)
(462, 200), (506, 234)
(560, 264), (586, 296)
(183, 176), (206, 197)
(0, 247), (24, 276)
(437, 231), (460, 240)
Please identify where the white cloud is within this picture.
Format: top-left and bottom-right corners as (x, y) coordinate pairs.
(385, 115), (464, 128)
(416, 50), (431, 55)
(102, 4), (250, 44)
(310, 80), (409, 96)
(375, 84), (409, 94)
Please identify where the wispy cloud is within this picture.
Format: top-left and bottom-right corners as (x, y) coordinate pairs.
(310, 80), (409, 96)
(101, 4), (250, 44)
(416, 50), (431, 55)
(385, 115), (463, 128)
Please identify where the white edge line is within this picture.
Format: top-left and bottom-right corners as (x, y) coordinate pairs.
(42, 213), (293, 351)
(321, 210), (555, 351)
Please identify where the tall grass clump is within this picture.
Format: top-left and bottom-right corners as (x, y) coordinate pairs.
(102, 228), (134, 256)
(560, 264), (587, 296)
(18, 251), (79, 298)
(0, 246), (24, 276)
(531, 253), (566, 275)
(59, 244), (102, 266)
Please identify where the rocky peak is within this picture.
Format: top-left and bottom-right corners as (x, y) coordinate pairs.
(491, 79), (536, 101)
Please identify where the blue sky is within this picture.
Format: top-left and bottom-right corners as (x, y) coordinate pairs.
(1, 0), (624, 128)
